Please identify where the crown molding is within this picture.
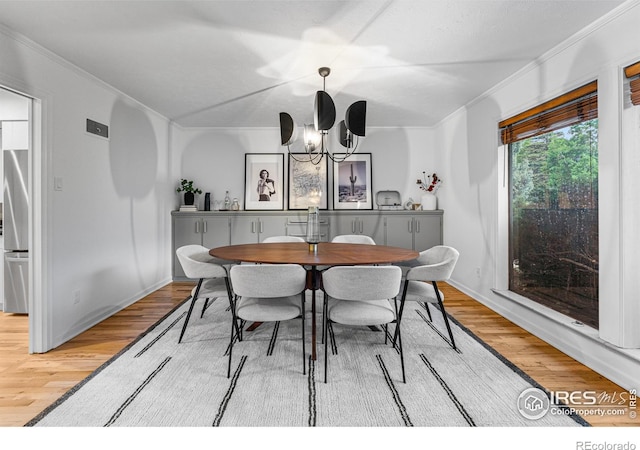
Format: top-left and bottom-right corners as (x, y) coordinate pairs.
(436, 0), (640, 129)
(0, 23), (169, 124)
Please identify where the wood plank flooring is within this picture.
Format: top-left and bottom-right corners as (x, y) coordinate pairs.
(0, 282), (636, 427)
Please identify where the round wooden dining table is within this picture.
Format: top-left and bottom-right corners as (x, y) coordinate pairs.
(209, 242), (419, 360)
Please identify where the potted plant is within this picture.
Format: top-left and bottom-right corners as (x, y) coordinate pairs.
(176, 179), (202, 206)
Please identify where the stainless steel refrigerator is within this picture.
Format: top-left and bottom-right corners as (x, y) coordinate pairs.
(3, 148), (29, 314)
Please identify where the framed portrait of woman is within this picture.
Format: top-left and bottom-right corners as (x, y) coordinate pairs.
(244, 153), (285, 210)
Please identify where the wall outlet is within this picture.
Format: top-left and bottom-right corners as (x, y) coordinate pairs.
(475, 267), (481, 278)
(73, 289), (81, 305)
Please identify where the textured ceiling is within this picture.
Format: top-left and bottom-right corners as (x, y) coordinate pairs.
(0, 0), (626, 128)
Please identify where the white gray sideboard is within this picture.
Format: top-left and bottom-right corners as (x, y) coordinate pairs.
(171, 209), (443, 280)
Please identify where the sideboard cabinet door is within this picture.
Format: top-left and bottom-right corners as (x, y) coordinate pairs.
(330, 213), (384, 244)
(384, 212), (443, 251)
(384, 215), (414, 250)
(413, 214), (443, 252)
(201, 216), (231, 249)
(173, 215), (203, 279)
(172, 213), (231, 280)
(229, 215), (288, 244)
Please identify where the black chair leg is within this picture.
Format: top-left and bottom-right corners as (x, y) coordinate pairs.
(388, 296), (400, 345)
(323, 298), (329, 383)
(227, 294), (240, 378)
(178, 278), (203, 343)
(397, 317), (406, 383)
(393, 280), (409, 347)
(227, 320), (234, 379)
(225, 278), (242, 342)
(433, 281), (456, 350)
(301, 293), (306, 375)
(321, 291), (326, 345)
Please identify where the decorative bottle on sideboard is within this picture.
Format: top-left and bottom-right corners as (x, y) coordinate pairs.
(306, 206), (320, 252)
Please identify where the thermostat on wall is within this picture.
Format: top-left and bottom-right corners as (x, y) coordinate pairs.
(86, 118), (109, 139)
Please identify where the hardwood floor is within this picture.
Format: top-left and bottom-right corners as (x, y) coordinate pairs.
(0, 282), (636, 427)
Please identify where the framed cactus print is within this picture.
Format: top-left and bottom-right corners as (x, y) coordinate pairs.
(332, 153), (372, 210)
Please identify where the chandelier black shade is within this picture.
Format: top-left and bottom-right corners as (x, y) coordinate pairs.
(314, 90), (336, 131)
(279, 67), (367, 164)
(345, 100), (366, 137)
(279, 112), (295, 146)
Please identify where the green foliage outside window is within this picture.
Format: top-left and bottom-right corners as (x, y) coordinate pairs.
(509, 119), (599, 328)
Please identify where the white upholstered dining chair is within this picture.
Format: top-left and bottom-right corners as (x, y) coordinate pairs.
(228, 263), (308, 378)
(331, 234), (376, 245)
(321, 265), (404, 383)
(322, 234), (378, 342)
(262, 235), (305, 243)
(175, 245), (237, 344)
(395, 245), (460, 350)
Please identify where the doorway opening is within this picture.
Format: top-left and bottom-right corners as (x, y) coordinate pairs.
(0, 85), (38, 353)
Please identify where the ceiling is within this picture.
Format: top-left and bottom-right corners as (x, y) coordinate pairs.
(0, 0), (626, 128)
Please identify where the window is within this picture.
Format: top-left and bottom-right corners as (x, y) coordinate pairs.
(624, 61), (640, 105)
(499, 83), (599, 328)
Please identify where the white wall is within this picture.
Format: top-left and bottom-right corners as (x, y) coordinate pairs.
(0, 26), (173, 349)
(170, 125), (435, 211)
(434, 1), (640, 389)
(0, 88), (29, 120)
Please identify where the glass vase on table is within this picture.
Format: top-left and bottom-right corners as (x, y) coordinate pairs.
(306, 206), (320, 253)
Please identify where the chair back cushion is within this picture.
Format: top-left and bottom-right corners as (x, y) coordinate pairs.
(176, 245), (228, 279)
(262, 236), (305, 243)
(322, 266), (401, 301)
(230, 264), (307, 298)
(331, 235), (376, 245)
(406, 245), (459, 282)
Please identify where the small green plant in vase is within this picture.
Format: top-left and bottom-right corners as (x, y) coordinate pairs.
(176, 179), (202, 206)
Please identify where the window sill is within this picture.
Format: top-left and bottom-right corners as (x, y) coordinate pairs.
(491, 288), (640, 362)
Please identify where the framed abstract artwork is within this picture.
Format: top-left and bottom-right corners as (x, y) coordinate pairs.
(287, 154), (328, 210)
(332, 153), (373, 210)
(244, 153), (284, 210)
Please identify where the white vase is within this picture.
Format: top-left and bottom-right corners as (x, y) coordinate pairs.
(421, 192), (437, 210)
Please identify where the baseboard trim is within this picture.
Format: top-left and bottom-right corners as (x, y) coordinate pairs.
(447, 279), (640, 392)
(53, 278), (173, 349)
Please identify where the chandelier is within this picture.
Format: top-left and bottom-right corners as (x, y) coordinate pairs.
(279, 67), (367, 165)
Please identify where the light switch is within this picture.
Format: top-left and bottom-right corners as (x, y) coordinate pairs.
(54, 177), (63, 191)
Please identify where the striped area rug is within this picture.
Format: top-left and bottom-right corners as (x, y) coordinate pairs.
(26, 293), (587, 427)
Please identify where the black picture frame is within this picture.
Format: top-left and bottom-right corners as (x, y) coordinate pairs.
(244, 153), (285, 210)
(287, 154), (329, 210)
(332, 153), (373, 210)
